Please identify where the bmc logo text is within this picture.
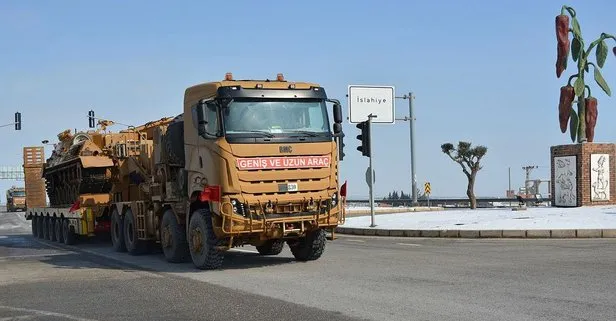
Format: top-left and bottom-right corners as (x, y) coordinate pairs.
(279, 146), (293, 153)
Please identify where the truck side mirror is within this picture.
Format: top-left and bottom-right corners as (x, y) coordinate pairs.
(333, 123), (342, 135)
(196, 102), (209, 136)
(333, 103), (343, 124)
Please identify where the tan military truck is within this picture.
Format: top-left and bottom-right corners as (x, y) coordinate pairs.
(6, 186), (27, 212)
(25, 73), (347, 269)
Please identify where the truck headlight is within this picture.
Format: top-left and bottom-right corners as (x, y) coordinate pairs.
(331, 192), (338, 207)
(230, 198), (245, 216)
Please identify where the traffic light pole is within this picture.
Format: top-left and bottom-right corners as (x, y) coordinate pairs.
(1, 112), (22, 130)
(367, 114), (376, 227)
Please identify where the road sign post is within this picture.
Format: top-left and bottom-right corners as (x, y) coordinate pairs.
(349, 85), (394, 227)
(424, 182), (431, 208)
(367, 114), (376, 227)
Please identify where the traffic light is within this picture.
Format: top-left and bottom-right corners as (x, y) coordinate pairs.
(88, 110), (95, 128)
(14, 112), (21, 130)
(338, 132), (346, 161)
(355, 121), (370, 157)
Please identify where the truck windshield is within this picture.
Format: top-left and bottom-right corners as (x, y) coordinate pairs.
(12, 191), (25, 197)
(223, 99), (330, 136)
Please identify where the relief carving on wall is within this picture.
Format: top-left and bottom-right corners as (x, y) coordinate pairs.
(590, 154), (610, 201)
(554, 155), (576, 207)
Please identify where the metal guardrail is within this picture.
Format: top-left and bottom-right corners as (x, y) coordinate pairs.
(346, 197), (551, 208)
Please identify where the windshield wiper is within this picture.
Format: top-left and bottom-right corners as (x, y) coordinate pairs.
(232, 130), (275, 137)
(286, 130), (322, 137)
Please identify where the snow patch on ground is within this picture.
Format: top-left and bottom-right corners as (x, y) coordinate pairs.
(340, 206), (616, 230)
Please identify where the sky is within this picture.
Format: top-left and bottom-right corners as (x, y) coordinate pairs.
(1, 0), (616, 202)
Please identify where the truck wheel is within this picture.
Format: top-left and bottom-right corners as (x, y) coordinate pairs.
(48, 218), (57, 242)
(55, 218), (65, 243)
(42, 217), (50, 240)
(110, 209), (126, 252)
(123, 209), (148, 255)
(160, 210), (190, 263)
(188, 209), (223, 270)
(31, 216), (38, 237)
(289, 228), (327, 262)
(37, 216), (44, 239)
(62, 219), (76, 245)
(256, 239), (284, 255)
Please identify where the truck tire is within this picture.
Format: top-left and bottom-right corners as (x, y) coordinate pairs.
(31, 216), (37, 237)
(123, 209), (148, 255)
(165, 118), (185, 166)
(62, 219), (76, 245)
(160, 210), (190, 263)
(289, 228), (327, 261)
(55, 217), (65, 243)
(42, 217), (49, 240)
(256, 239), (284, 255)
(37, 216), (44, 239)
(110, 209), (126, 252)
(48, 217), (57, 242)
(188, 208), (223, 270)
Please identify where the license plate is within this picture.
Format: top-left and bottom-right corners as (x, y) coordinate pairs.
(278, 182), (299, 192)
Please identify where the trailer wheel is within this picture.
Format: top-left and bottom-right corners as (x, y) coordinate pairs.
(256, 239), (285, 255)
(110, 209), (126, 252)
(55, 217), (65, 243)
(48, 217), (57, 242)
(31, 216), (37, 237)
(123, 209), (148, 255)
(288, 228), (327, 262)
(42, 217), (50, 240)
(37, 216), (44, 239)
(188, 209), (223, 270)
(160, 210), (190, 263)
(62, 219), (76, 245)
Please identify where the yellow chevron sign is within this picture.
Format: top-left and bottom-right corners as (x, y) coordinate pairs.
(424, 182), (431, 194)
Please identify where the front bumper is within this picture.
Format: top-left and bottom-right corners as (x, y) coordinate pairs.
(213, 195), (346, 238)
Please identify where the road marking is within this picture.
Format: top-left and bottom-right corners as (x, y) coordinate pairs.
(0, 305), (99, 321)
(230, 248), (259, 254)
(395, 243), (422, 247)
(345, 239), (366, 243)
(0, 315), (37, 320)
(0, 252), (69, 260)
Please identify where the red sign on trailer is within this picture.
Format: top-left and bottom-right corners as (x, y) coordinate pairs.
(236, 156), (331, 170)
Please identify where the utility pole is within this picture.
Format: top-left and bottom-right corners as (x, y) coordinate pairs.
(395, 92), (417, 206)
(508, 167), (512, 207)
(522, 165), (538, 196)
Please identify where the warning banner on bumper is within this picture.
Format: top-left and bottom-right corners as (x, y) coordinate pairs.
(236, 156), (331, 170)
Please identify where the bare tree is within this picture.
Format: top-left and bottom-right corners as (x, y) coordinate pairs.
(441, 141), (488, 209)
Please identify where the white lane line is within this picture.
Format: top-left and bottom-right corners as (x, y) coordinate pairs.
(0, 305), (99, 321)
(345, 239), (366, 243)
(396, 242), (422, 247)
(230, 248), (260, 254)
(0, 315), (37, 320)
(0, 253), (70, 259)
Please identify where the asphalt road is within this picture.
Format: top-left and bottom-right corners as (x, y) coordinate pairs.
(1, 210), (616, 321)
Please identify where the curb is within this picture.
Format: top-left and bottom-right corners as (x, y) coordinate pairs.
(335, 227), (616, 239)
(345, 207), (443, 216)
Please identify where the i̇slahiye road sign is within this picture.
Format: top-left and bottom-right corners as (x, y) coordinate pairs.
(348, 85), (395, 124)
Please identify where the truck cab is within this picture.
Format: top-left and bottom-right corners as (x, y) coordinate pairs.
(168, 72), (347, 268)
(6, 186), (26, 212)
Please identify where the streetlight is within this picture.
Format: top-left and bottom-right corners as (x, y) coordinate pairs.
(394, 92), (417, 206)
